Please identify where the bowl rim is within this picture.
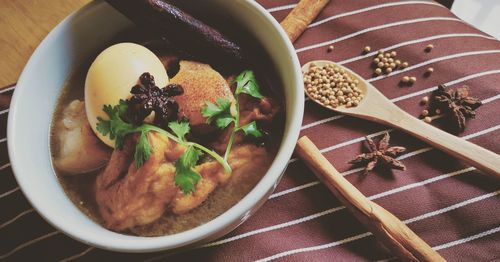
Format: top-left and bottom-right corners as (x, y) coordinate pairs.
(8, 0), (304, 252)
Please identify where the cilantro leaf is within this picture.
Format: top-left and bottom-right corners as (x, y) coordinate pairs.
(202, 97), (235, 129)
(96, 100), (152, 168)
(96, 117), (111, 137)
(96, 100), (135, 149)
(240, 121), (263, 138)
(134, 131), (152, 168)
(234, 70), (263, 99)
(169, 120), (190, 142)
(174, 145), (203, 194)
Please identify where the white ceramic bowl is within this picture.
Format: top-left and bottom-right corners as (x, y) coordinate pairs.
(8, 0), (303, 252)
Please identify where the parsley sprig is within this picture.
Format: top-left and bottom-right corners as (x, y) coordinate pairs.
(96, 101), (231, 194)
(202, 70), (264, 161)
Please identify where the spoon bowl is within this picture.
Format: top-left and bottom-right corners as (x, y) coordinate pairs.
(302, 60), (500, 178)
(302, 60), (368, 113)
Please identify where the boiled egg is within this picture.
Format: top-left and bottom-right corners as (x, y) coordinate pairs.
(85, 43), (169, 147)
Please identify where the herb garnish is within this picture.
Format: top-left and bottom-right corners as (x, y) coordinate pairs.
(174, 145), (203, 194)
(202, 70), (264, 161)
(97, 101), (231, 193)
(96, 69), (264, 194)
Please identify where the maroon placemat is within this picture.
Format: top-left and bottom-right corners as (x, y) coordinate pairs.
(1, 0), (499, 261)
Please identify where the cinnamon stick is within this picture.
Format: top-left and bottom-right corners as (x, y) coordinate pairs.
(295, 136), (445, 262)
(105, 0), (243, 67)
(280, 0), (330, 42)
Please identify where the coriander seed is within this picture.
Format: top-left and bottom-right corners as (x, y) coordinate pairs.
(327, 45), (334, 52)
(401, 62), (409, 68)
(424, 116), (432, 123)
(401, 76), (410, 83)
(421, 109), (429, 117)
(374, 68), (382, 75)
(364, 46), (371, 52)
(390, 51), (397, 57)
(421, 96), (429, 104)
(435, 109), (442, 114)
(409, 77), (417, 84)
(426, 67), (434, 75)
(386, 67), (393, 74)
(425, 44), (434, 52)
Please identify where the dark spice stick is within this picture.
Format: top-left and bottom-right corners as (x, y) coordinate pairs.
(105, 0), (244, 67)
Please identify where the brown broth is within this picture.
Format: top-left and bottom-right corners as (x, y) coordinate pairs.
(50, 32), (285, 236)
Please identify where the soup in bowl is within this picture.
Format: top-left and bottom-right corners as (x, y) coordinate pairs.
(8, 0), (303, 252)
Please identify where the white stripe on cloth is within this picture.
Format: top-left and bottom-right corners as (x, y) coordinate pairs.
(59, 247), (95, 262)
(256, 191), (500, 262)
(278, 117), (500, 198)
(0, 231), (60, 259)
(338, 33), (495, 65)
(266, 3), (296, 13)
(308, 1), (443, 28)
(302, 69), (500, 130)
(367, 50), (500, 83)
(0, 209), (35, 229)
(200, 166), (476, 248)
(296, 17), (461, 53)
(0, 163), (11, 171)
(376, 225), (500, 262)
(304, 44), (493, 102)
(0, 85), (15, 94)
(143, 187), (494, 262)
(0, 186), (19, 199)
(289, 92), (499, 164)
(433, 226), (500, 251)
(266, 0), (442, 18)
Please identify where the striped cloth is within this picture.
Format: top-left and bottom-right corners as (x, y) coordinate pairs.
(1, 0), (499, 261)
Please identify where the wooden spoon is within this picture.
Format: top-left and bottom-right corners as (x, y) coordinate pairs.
(302, 60), (500, 178)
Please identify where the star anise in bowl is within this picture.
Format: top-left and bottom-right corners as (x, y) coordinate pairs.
(349, 132), (406, 175)
(127, 72), (184, 126)
(431, 84), (482, 134)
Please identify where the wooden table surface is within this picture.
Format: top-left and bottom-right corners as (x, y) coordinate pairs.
(0, 0), (90, 88)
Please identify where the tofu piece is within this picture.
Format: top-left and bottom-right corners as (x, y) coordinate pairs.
(54, 100), (111, 175)
(170, 60), (235, 131)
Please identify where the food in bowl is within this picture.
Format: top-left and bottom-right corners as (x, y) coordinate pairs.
(49, 1), (285, 236)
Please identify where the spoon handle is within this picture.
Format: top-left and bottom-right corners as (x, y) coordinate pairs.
(296, 136), (445, 262)
(376, 107), (500, 177)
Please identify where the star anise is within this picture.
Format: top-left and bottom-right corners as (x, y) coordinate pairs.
(348, 132), (406, 175)
(432, 84), (482, 134)
(127, 72), (184, 126)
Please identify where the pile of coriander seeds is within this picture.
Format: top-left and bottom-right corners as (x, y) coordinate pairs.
(303, 63), (364, 108)
(372, 49), (408, 75)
